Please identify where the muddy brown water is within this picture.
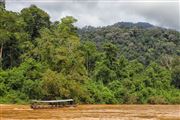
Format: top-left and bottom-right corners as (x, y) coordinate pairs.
(0, 104), (180, 120)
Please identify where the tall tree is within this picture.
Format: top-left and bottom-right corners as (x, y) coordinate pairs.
(21, 5), (50, 40)
(0, 0), (5, 9)
(80, 41), (99, 76)
(0, 9), (27, 69)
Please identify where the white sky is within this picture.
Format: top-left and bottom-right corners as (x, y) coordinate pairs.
(5, 0), (180, 30)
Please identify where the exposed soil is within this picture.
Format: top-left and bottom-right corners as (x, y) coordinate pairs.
(1, 104), (180, 120)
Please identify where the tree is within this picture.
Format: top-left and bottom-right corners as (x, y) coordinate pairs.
(80, 41), (99, 76)
(0, 58), (46, 101)
(159, 55), (180, 88)
(102, 42), (118, 68)
(21, 5), (50, 40)
(0, 0), (5, 9)
(1, 5), (180, 104)
(144, 62), (172, 89)
(0, 9), (28, 69)
(29, 17), (87, 82)
(94, 62), (116, 84)
(171, 56), (180, 88)
(0, 29), (10, 68)
(115, 56), (129, 80)
(41, 69), (91, 102)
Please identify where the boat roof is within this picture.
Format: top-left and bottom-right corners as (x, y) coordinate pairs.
(31, 99), (73, 103)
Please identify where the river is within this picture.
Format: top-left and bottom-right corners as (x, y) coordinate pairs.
(1, 104), (180, 120)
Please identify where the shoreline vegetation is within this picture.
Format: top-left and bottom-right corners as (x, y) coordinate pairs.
(0, 4), (180, 105)
(1, 103), (180, 105)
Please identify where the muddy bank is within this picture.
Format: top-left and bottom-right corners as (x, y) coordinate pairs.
(1, 104), (180, 120)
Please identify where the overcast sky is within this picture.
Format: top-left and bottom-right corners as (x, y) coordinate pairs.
(5, 0), (180, 30)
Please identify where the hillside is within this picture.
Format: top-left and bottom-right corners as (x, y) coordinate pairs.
(0, 5), (180, 104)
(79, 22), (180, 65)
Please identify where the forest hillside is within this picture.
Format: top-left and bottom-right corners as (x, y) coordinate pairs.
(0, 4), (180, 104)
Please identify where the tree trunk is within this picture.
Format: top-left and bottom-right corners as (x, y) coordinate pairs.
(0, 43), (3, 58)
(0, 43), (3, 67)
(10, 47), (13, 67)
(86, 54), (89, 76)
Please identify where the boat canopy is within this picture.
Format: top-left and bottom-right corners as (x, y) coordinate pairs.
(31, 99), (73, 103)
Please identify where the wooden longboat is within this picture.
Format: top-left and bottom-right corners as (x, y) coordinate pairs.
(30, 99), (76, 109)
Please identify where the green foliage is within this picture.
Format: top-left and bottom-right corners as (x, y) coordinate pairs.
(41, 69), (91, 103)
(79, 25), (180, 65)
(0, 90), (28, 104)
(21, 5), (50, 40)
(80, 41), (99, 75)
(171, 56), (180, 88)
(0, 6), (179, 104)
(86, 81), (117, 104)
(0, 8), (28, 69)
(0, 82), (6, 96)
(0, 0), (5, 9)
(0, 58), (46, 102)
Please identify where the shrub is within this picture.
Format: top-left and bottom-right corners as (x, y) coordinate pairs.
(147, 96), (167, 104)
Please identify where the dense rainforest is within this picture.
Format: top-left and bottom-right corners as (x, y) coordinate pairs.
(0, 4), (180, 104)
